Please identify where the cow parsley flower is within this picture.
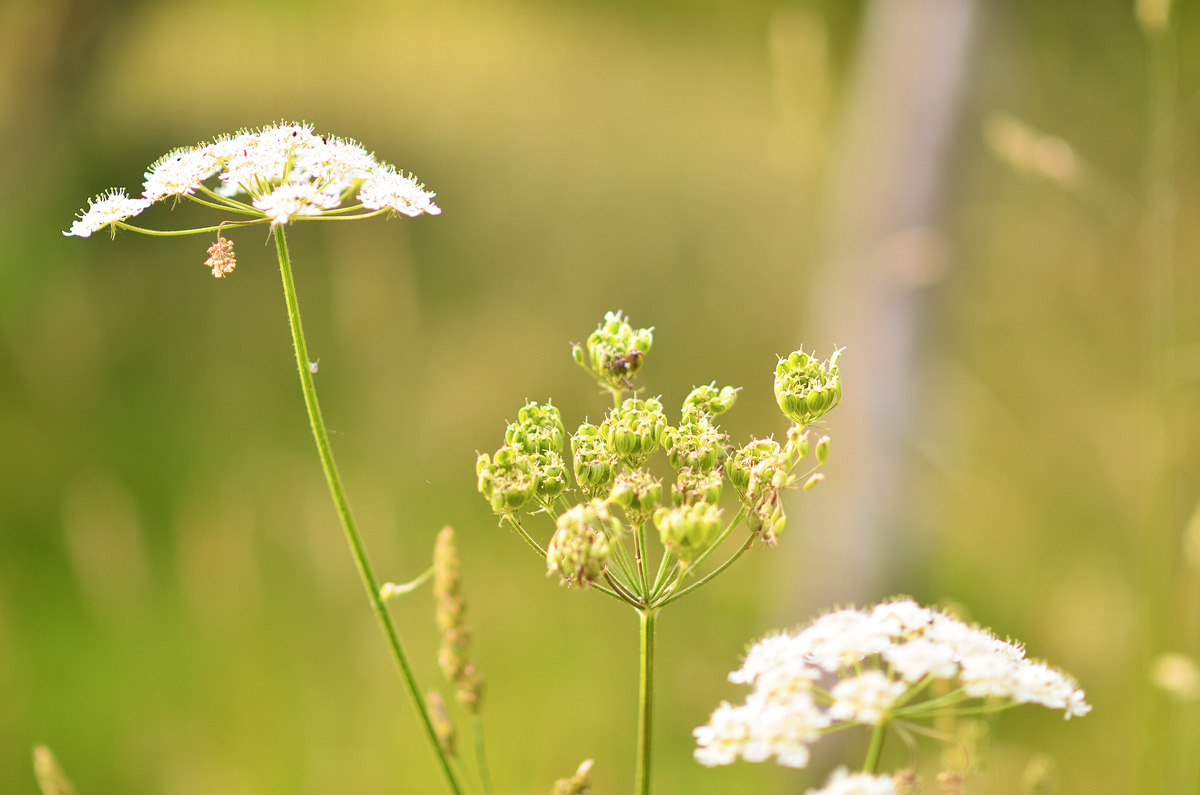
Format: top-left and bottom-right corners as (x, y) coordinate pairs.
(694, 598), (1090, 770)
(66, 121), (440, 238)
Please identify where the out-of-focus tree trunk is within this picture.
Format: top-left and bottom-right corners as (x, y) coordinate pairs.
(784, 0), (975, 610)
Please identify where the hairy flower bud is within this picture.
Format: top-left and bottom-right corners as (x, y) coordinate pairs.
(572, 311), (654, 392)
(571, 423), (619, 498)
(600, 397), (668, 468)
(774, 349), (842, 425)
(654, 500), (722, 562)
(663, 417), (725, 473)
(547, 501), (619, 587)
(681, 383), (739, 423)
(609, 470), (663, 519)
(477, 447), (537, 514)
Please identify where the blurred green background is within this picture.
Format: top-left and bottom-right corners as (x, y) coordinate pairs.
(2, 0), (1199, 792)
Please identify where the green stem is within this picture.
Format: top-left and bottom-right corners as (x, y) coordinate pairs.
(654, 532), (755, 608)
(471, 715), (494, 795)
(862, 720), (887, 774)
(634, 609), (657, 795)
(272, 225), (464, 795)
(116, 218), (269, 236)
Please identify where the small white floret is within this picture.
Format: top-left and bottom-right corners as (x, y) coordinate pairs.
(64, 189), (152, 237)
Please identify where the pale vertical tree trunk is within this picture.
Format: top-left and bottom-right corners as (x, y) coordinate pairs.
(784, 0), (976, 610)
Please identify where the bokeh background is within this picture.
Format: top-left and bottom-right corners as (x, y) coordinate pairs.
(2, 0), (1198, 792)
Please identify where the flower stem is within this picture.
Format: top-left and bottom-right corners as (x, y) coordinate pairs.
(862, 720), (887, 774)
(635, 609), (657, 795)
(272, 225), (464, 795)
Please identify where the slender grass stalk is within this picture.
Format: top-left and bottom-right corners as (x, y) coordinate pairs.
(635, 609), (657, 795)
(273, 225), (464, 795)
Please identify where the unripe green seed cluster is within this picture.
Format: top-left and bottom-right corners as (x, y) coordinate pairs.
(774, 349), (842, 426)
(476, 312), (840, 603)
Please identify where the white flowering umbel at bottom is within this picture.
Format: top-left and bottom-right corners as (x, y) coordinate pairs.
(694, 598), (1091, 791)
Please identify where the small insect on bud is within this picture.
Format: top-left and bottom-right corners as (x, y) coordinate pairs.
(574, 311), (655, 392)
(205, 234), (237, 278)
(774, 348), (842, 426)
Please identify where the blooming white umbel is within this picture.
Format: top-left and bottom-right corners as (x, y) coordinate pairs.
(65, 121), (440, 237)
(694, 598), (1091, 769)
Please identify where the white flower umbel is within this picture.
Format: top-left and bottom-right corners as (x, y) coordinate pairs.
(694, 598), (1091, 771)
(64, 189), (152, 237)
(806, 768), (899, 795)
(828, 671), (905, 724)
(66, 121), (440, 239)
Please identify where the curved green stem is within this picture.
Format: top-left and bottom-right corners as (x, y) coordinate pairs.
(634, 609), (657, 795)
(116, 218), (270, 236)
(273, 225), (463, 795)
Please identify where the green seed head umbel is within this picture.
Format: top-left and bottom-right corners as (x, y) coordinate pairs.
(609, 470), (664, 521)
(600, 397), (668, 468)
(506, 401), (566, 456)
(476, 446), (538, 514)
(572, 310), (654, 393)
(571, 423), (620, 498)
(680, 382), (738, 423)
(547, 501), (620, 588)
(654, 501), (722, 563)
(774, 348), (842, 426)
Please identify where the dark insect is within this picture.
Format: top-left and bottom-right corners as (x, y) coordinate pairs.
(605, 351), (644, 387)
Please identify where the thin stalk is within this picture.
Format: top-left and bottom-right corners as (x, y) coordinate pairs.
(504, 514), (546, 558)
(471, 715), (494, 795)
(862, 720), (887, 774)
(272, 225), (463, 795)
(654, 532), (755, 608)
(183, 193), (263, 215)
(634, 609), (657, 795)
(675, 506), (748, 582)
(116, 219), (269, 236)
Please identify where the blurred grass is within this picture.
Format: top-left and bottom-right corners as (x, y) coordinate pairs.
(1, 0), (1198, 793)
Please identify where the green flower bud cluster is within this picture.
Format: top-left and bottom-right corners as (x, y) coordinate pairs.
(571, 423), (620, 498)
(506, 401), (566, 455)
(476, 447), (537, 514)
(662, 416), (725, 473)
(654, 501), (722, 562)
(547, 501), (620, 587)
(774, 349), (842, 425)
(609, 470), (664, 522)
(600, 397), (668, 468)
(572, 311), (654, 392)
(477, 402), (572, 512)
(671, 467), (723, 506)
(680, 383), (739, 424)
